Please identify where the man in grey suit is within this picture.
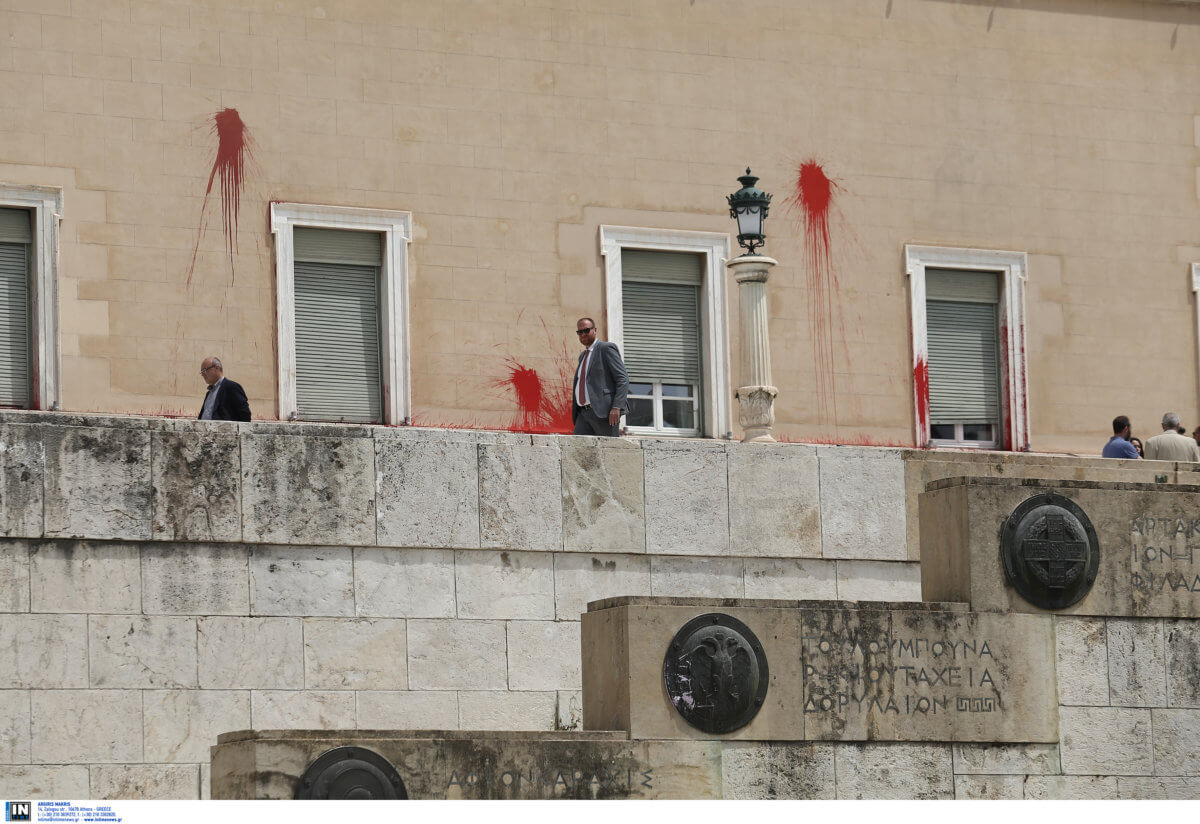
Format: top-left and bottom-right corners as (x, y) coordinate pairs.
(572, 317), (629, 437)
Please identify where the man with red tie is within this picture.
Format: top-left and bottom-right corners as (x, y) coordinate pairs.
(571, 317), (629, 437)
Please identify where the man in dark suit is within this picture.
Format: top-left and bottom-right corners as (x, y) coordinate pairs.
(198, 356), (251, 422)
(571, 317), (629, 437)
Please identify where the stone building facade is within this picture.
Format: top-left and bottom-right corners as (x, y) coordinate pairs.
(0, 0), (1197, 450)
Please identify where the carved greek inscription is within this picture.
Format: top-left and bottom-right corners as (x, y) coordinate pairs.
(802, 632), (1001, 719)
(444, 766), (653, 795)
(1128, 514), (1200, 598)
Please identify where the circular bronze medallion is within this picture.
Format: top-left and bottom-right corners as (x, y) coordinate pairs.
(296, 746), (407, 800)
(1000, 492), (1100, 610)
(662, 612), (769, 735)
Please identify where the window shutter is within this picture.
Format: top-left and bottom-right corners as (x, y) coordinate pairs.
(293, 227), (383, 423)
(926, 299), (1000, 424)
(621, 250), (702, 383)
(926, 268), (999, 303)
(0, 208), (31, 407)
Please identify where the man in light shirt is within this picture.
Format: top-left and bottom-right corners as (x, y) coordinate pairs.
(1144, 412), (1199, 461)
(197, 356), (251, 422)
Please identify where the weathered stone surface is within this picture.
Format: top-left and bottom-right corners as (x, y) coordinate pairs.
(141, 544), (249, 615)
(1107, 618), (1166, 707)
(151, 430), (241, 541)
(478, 441), (561, 551)
(457, 691), (557, 731)
(952, 743), (1060, 775)
(721, 743), (836, 800)
(818, 447), (906, 561)
(355, 691), (460, 730)
(30, 690), (141, 763)
(251, 691), (356, 730)
(953, 774), (1024, 799)
(143, 690), (251, 763)
(303, 618), (407, 689)
(197, 617), (304, 689)
(1024, 776), (1120, 800)
(249, 546), (354, 617)
(1054, 616), (1109, 705)
(584, 598), (1056, 744)
(0, 543), (29, 611)
(922, 477), (1200, 617)
(553, 553), (651, 620)
(0, 690), (28, 763)
(833, 743), (954, 799)
(354, 547), (456, 618)
(834, 560), (921, 601)
(90, 764), (200, 800)
(744, 558), (837, 600)
(376, 434), (479, 548)
(1116, 777), (1200, 799)
(42, 426), (151, 540)
(644, 441), (729, 556)
(1165, 620), (1200, 707)
(507, 621), (581, 690)
(1151, 708), (1200, 775)
(649, 556), (743, 598)
(561, 439), (645, 554)
(407, 619), (507, 690)
(455, 550), (554, 619)
(0, 614), (86, 688)
(0, 766), (89, 798)
(0, 424), (44, 538)
(212, 731), (715, 799)
(1059, 706), (1153, 775)
(29, 540), (140, 613)
(89, 615), (197, 688)
(728, 444), (821, 558)
(241, 434), (375, 545)
(802, 607), (1057, 742)
(556, 690), (582, 731)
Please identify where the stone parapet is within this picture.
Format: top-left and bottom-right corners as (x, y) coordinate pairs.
(0, 411), (1188, 561)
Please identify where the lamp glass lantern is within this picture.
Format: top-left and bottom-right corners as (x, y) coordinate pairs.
(726, 168), (772, 255)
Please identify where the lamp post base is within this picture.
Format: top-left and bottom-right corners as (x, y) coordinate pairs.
(735, 384), (777, 442)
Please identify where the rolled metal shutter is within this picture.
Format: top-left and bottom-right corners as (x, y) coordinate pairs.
(621, 250), (702, 383)
(0, 208), (31, 408)
(293, 227), (383, 423)
(926, 269), (1000, 424)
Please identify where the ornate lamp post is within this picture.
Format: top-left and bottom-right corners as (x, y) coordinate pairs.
(726, 169), (778, 442)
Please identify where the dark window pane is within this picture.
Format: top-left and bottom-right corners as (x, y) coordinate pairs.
(629, 382), (653, 396)
(962, 423), (993, 441)
(930, 424), (956, 440)
(627, 397), (653, 427)
(662, 399), (695, 430)
(662, 383), (694, 398)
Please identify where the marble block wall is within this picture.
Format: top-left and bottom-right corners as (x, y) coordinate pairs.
(0, 412), (1196, 799)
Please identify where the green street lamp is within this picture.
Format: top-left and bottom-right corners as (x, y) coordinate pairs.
(726, 168), (772, 255)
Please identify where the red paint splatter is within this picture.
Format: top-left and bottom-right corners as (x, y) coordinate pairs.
(492, 357), (574, 434)
(189, 108), (252, 284)
(914, 357), (930, 446)
(787, 159), (843, 424)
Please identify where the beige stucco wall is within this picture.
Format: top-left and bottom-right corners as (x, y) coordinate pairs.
(3, 0), (1199, 451)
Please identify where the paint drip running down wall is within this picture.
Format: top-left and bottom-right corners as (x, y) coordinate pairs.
(788, 160), (842, 423)
(189, 108), (252, 283)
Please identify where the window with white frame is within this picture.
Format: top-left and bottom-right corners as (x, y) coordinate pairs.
(600, 226), (732, 438)
(271, 204), (412, 425)
(0, 185), (61, 411)
(906, 245), (1029, 451)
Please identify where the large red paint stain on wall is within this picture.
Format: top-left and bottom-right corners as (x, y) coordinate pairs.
(189, 108), (253, 284)
(492, 358), (574, 434)
(787, 159), (844, 424)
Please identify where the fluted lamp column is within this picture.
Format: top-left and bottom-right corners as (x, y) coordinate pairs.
(726, 168), (777, 443)
(731, 255), (778, 442)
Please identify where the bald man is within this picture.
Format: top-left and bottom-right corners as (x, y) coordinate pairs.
(197, 356), (251, 422)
